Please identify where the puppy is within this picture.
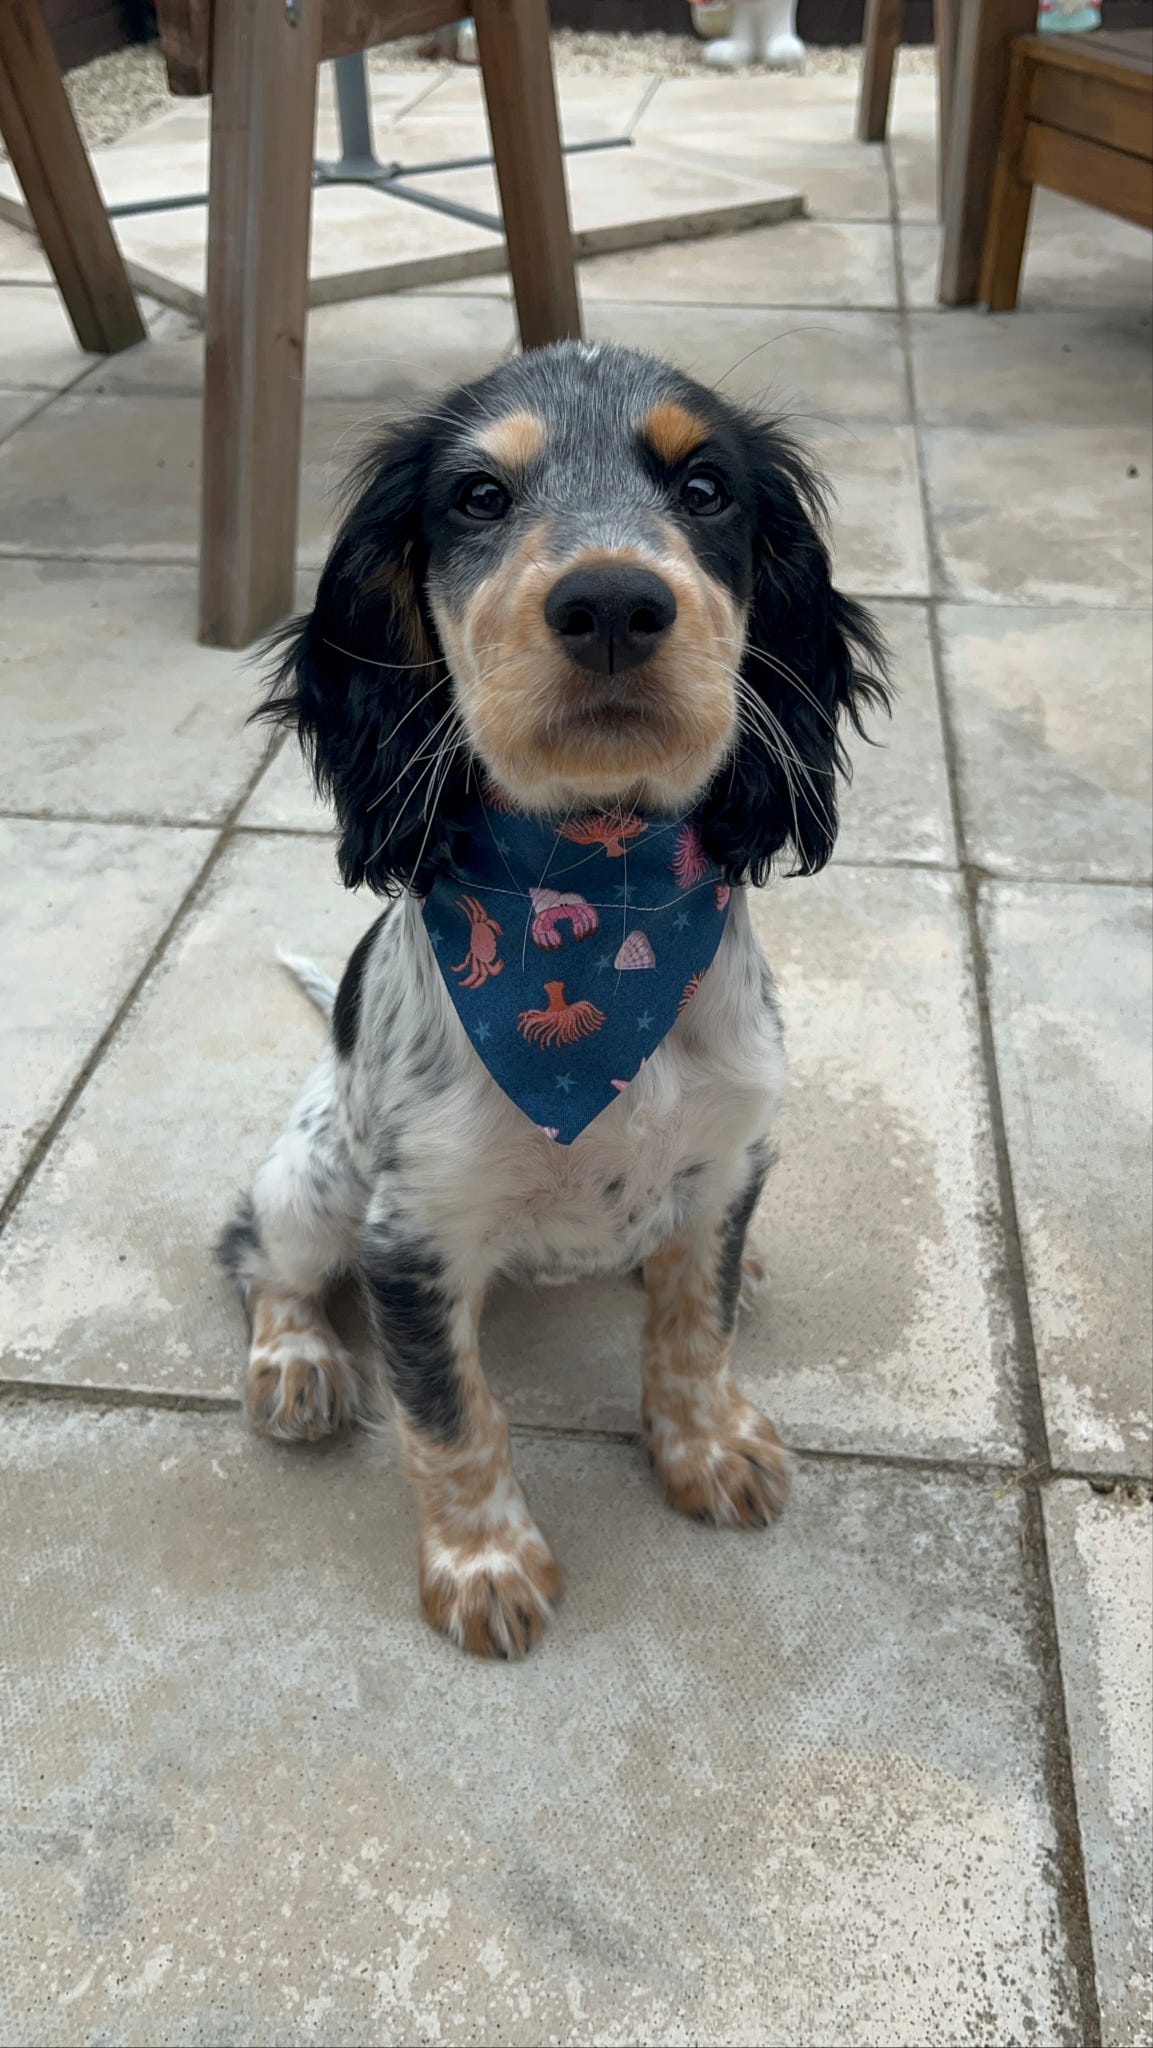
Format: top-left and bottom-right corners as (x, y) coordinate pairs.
(220, 341), (888, 1659)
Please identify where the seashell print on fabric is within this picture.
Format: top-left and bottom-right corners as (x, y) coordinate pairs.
(613, 931), (656, 971)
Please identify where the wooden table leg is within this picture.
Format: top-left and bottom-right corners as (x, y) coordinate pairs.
(856, 0), (903, 144)
(198, 0), (322, 649)
(938, 0), (1036, 305)
(979, 44), (1035, 312)
(933, 0), (959, 216)
(473, 0), (581, 351)
(0, 0), (145, 354)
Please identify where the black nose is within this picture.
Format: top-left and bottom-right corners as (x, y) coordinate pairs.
(544, 565), (677, 676)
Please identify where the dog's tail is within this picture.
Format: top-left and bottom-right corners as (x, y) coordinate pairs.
(277, 948), (337, 1020)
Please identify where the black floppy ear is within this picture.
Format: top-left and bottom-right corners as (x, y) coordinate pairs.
(256, 416), (467, 894)
(698, 419), (890, 887)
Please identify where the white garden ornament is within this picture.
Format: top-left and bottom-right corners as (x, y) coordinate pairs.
(702, 0), (805, 69)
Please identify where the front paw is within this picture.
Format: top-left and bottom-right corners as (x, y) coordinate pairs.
(419, 1522), (561, 1659)
(644, 1393), (789, 1527)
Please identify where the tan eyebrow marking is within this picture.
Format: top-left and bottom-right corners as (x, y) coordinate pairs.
(474, 410), (547, 469)
(641, 401), (710, 466)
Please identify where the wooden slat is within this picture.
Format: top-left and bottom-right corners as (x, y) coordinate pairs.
(979, 41), (1035, 311)
(322, 0), (462, 61)
(0, 0), (145, 352)
(938, 0), (1037, 305)
(933, 0), (958, 214)
(1022, 117), (1153, 224)
(198, 0), (323, 647)
(472, 0), (581, 350)
(1030, 57), (1153, 155)
(154, 0), (213, 94)
(1017, 26), (1153, 78)
(856, 0), (903, 141)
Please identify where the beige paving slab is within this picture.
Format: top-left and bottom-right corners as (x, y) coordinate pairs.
(892, 137), (939, 225)
(0, 393), (374, 568)
(834, 600), (955, 866)
(940, 606), (1153, 883)
(1044, 1480), (1153, 2048)
(910, 305), (1153, 430)
(0, 1402), (1080, 2048)
(0, 561), (269, 824)
(983, 883), (1153, 1475)
(902, 194), (1153, 312)
(638, 71), (863, 136)
(77, 291), (516, 404)
(415, 65), (652, 132)
(924, 423), (1153, 607)
(0, 819), (207, 1197)
(0, 221), (50, 282)
(633, 129), (891, 222)
(0, 285), (95, 391)
(583, 302), (908, 420)
(809, 422), (929, 597)
(580, 218), (899, 309)
(237, 740), (333, 835)
(0, 835), (367, 1395)
(0, 390), (44, 444)
(492, 866), (1016, 1462)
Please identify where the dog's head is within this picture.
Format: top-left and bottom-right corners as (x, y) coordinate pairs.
(262, 342), (889, 893)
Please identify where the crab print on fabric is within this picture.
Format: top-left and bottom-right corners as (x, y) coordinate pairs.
(452, 896), (503, 988)
(529, 888), (599, 950)
(421, 789), (732, 1144)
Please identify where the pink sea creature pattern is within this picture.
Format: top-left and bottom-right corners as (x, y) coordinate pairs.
(529, 887), (599, 950)
(714, 882), (731, 912)
(611, 1057), (648, 1094)
(672, 822), (709, 888)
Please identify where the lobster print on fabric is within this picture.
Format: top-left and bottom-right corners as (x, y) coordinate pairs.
(422, 787), (732, 1144)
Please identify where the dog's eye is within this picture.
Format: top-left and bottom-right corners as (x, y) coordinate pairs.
(681, 469), (730, 517)
(457, 474), (511, 522)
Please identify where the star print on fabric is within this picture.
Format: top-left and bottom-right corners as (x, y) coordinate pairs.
(426, 927), (444, 948)
(636, 1011), (654, 1032)
(472, 1019), (492, 1044)
(595, 953), (613, 973)
(612, 884), (630, 903)
(555, 1073), (575, 1094)
(674, 910), (691, 932)
(494, 837), (511, 857)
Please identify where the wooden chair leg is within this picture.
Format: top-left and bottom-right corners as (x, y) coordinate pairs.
(938, 0), (1035, 306)
(472, 0), (581, 350)
(198, 0), (322, 649)
(933, 0), (959, 217)
(980, 45), (1034, 312)
(856, 0), (903, 145)
(0, 0), (144, 354)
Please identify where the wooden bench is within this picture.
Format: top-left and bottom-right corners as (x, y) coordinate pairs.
(981, 26), (1153, 309)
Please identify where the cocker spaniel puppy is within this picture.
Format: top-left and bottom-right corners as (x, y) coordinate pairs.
(220, 341), (888, 1659)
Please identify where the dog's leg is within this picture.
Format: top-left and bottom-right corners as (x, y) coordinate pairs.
(641, 1162), (789, 1527)
(219, 1050), (365, 1440)
(362, 1212), (559, 1658)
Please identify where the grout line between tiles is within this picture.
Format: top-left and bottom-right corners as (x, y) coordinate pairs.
(887, 135), (1105, 2048)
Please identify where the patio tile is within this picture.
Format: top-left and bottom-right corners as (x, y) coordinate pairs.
(237, 740), (333, 834)
(0, 222), (50, 282)
(0, 393), (377, 568)
(491, 867), (1016, 1463)
(910, 304), (1153, 429)
(583, 303), (908, 420)
(0, 389), (44, 443)
(0, 834), (367, 1397)
(639, 131), (891, 223)
(1043, 1480), (1153, 2048)
(416, 66), (653, 133)
(923, 423), (1153, 607)
(78, 292), (516, 403)
(939, 605), (1153, 883)
(0, 1401), (1079, 2048)
(834, 600), (955, 867)
(639, 72), (862, 138)
(983, 883), (1153, 1475)
(892, 138), (939, 225)
(901, 192), (1153, 312)
(0, 819), (207, 1197)
(808, 423), (929, 597)
(0, 562), (268, 825)
(580, 219), (899, 309)
(0, 285), (95, 391)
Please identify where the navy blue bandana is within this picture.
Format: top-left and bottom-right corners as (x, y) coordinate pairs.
(422, 789), (731, 1144)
